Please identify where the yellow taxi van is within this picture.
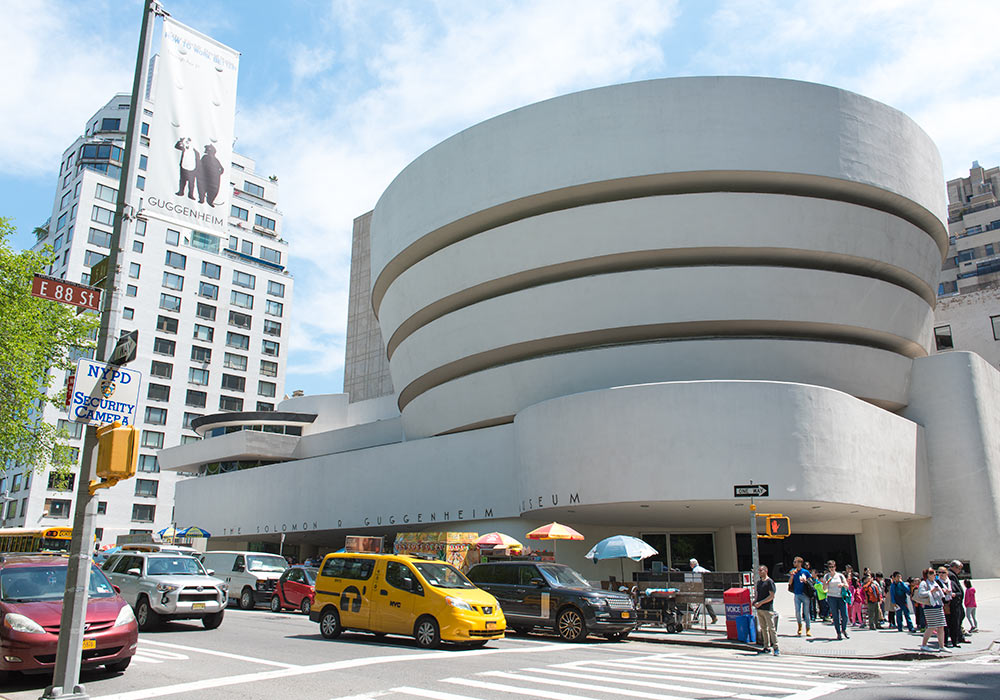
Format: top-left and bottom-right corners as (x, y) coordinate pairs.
(309, 552), (505, 648)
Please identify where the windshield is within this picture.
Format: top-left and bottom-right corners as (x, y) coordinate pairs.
(538, 564), (592, 588)
(413, 562), (476, 589)
(304, 567), (318, 584)
(1, 564), (115, 602)
(40, 537), (71, 553)
(146, 557), (207, 576)
(247, 555), (288, 573)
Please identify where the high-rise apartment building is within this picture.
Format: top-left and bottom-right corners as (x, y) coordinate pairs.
(0, 93), (292, 546)
(933, 162), (1000, 366)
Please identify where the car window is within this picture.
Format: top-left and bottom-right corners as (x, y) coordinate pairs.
(233, 555), (245, 572)
(102, 555), (119, 572)
(1, 564), (115, 602)
(492, 565), (518, 585)
(286, 568), (302, 584)
(466, 564), (492, 584)
(113, 555), (139, 574)
(518, 564), (541, 585)
(304, 567), (318, 584)
(385, 561), (418, 592)
(146, 557), (206, 576)
(413, 562), (476, 589)
(341, 558), (375, 581)
(320, 557), (344, 578)
(246, 554), (287, 572)
(537, 564), (591, 588)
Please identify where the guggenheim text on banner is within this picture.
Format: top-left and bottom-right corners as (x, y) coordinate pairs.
(143, 17), (240, 235)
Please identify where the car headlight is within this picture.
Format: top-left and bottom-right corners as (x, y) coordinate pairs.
(444, 596), (474, 612)
(219, 582), (229, 592)
(156, 583), (179, 593)
(3, 612), (45, 634)
(114, 604), (136, 627)
(584, 597), (609, 608)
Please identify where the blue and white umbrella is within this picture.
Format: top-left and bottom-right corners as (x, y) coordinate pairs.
(585, 535), (659, 562)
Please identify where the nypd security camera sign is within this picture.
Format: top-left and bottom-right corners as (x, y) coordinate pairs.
(69, 358), (142, 426)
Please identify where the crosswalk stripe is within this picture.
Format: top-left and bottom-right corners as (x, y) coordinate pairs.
(666, 653), (913, 673)
(443, 676), (605, 700)
(616, 656), (833, 678)
(134, 648), (189, 660)
(517, 666), (776, 700)
(480, 670), (704, 700)
(392, 688), (486, 700)
(129, 653), (163, 664)
(540, 663), (804, 694)
(583, 659), (830, 686)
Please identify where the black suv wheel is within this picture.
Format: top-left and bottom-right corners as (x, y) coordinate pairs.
(557, 607), (587, 642)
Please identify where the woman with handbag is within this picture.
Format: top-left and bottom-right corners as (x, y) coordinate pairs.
(822, 560), (850, 640)
(918, 567), (947, 652)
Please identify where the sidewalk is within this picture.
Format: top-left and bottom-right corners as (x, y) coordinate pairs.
(630, 578), (1000, 660)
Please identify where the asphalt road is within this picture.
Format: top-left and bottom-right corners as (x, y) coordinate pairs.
(3, 608), (998, 700)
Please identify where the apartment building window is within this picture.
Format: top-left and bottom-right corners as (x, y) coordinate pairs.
(231, 205), (248, 221)
(228, 236), (238, 250)
(135, 218), (146, 236)
(145, 407), (167, 425)
(126, 284), (137, 297)
(100, 117), (121, 131)
(97, 502), (107, 515)
(265, 300), (283, 317)
(44, 499), (72, 519)
(147, 383), (170, 402)
(257, 402), (275, 411)
(226, 332), (249, 350)
(202, 261), (221, 279)
(244, 181), (264, 198)
(165, 250), (186, 269)
(57, 419), (84, 440)
(166, 228), (180, 246)
(241, 240), (253, 256)
(129, 262), (141, 279)
(957, 249), (976, 263)
(159, 294), (181, 312)
(262, 340), (280, 357)
(228, 311), (251, 330)
(219, 395), (244, 411)
(133, 240), (143, 253)
(224, 353), (247, 371)
(233, 270), (255, 289)
(180, 436), (200, 445)
(135, 479), (158, 498)
(198, 281), (218, 299)
(260, 247), (281, 265)
(140, 431), (164, 449)
(254, 214), (276, 231)
(141, 121), (149, 136)
(95, 182), (117, 203)
(260, 360), (278, 377)
(138, 455), (159, 472)
(263, 319), (281, 336)
(191, 345), (212, 363)
(156, 315), (178, 334)
(83, 250), (104, 267)
(189, 367), (209, 385)
(193, 324), (214, 342)
(47, 472), (75, 491)
(231, 291), (253, 309)
(139, 154), (147, 171)
(88, 227), (112, 247)
(186, 390), (207, 408)
(150, 361), (173, 379)
(992, 315), (1000, 341)
(196, 302), (217, 321)
(132, 504), (156, 522)
(10, 474), (21, 492)
(221, 374), (246, 392)
(92, 205), (114, 226)
(183, 412), (201, 430)
(152, 337), (175, 356)
(258, 381), (276, 398)
(56, 212), (68, 232)
(934, 326), (954, 351)
(162, 271), (184, 290)
(268, 281), (285, 297)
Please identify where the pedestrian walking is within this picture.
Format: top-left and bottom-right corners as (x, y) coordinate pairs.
(812, 569), (829, 621)
(788, 556), (813, 636)
(890, 572), (914, 632)
(964, 579), (978, 633)
(917, 567), (947, 653)
(689, 559), (719, 624)
(806, 564), (819, 622)
(822, 560), (849, 640)
(862, 574), (882, 630)
(754, 565), (779, 655)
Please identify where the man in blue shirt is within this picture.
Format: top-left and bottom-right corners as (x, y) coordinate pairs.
(788, 556), (813, 636)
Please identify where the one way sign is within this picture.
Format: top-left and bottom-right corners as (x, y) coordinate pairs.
(734, 484), (769, 498)
(108, 330), (138, 366)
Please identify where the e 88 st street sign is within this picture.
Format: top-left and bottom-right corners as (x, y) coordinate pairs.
(31, 274), (101, 311)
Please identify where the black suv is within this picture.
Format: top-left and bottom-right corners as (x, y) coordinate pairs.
(466, 561), (636, 642)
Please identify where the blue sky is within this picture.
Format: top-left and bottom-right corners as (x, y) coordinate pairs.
(2, 0), (999, 397)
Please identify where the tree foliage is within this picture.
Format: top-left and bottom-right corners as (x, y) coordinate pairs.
(0, 217), (98, 476)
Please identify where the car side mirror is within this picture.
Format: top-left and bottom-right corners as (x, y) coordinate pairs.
(127, 568), (141, 576)
(207, 569), (215, 576)
(530, 577), (546, 587)
(235, 564), (245, 572)
(112, 585), (121, 594)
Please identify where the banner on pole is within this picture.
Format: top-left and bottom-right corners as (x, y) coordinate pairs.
(144, 17), (240, 235)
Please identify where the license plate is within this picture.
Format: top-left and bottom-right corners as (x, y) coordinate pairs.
(485, 621), (496, 629)
(621, 612), (630, 619)
(192, 602), (206, 610)
(82, 639), (96, 650)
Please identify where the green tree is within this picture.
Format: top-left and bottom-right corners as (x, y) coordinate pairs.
(0, 217), (98, 477)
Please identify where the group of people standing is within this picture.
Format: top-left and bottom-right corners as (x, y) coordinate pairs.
(752, 557), (979, 655)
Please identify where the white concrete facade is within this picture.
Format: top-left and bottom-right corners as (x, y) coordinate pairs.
(167, 77), (1000, 578)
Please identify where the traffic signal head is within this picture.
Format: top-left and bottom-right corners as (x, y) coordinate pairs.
(96, 421), (138, 481)
(766, 516), (791, 537)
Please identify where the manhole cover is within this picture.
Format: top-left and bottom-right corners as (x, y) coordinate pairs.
(828, 671), (880, 680)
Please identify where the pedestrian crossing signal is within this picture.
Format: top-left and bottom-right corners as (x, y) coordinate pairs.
(765, 516), (791, 538)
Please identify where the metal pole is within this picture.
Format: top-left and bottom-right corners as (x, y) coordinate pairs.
(42, 2), (158, 697)
(750, 480), (760, 588)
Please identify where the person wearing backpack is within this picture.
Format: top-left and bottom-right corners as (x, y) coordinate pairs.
(862, 574), (882, 630)
(822, 560), (849, 640)
(788, 556), (813, 636)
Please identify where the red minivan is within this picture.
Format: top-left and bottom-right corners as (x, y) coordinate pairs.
(0, 554), (138, 681)
(269, 566), (318, 614)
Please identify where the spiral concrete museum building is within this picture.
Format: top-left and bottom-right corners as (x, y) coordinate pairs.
(162, 77), (1000, 578)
